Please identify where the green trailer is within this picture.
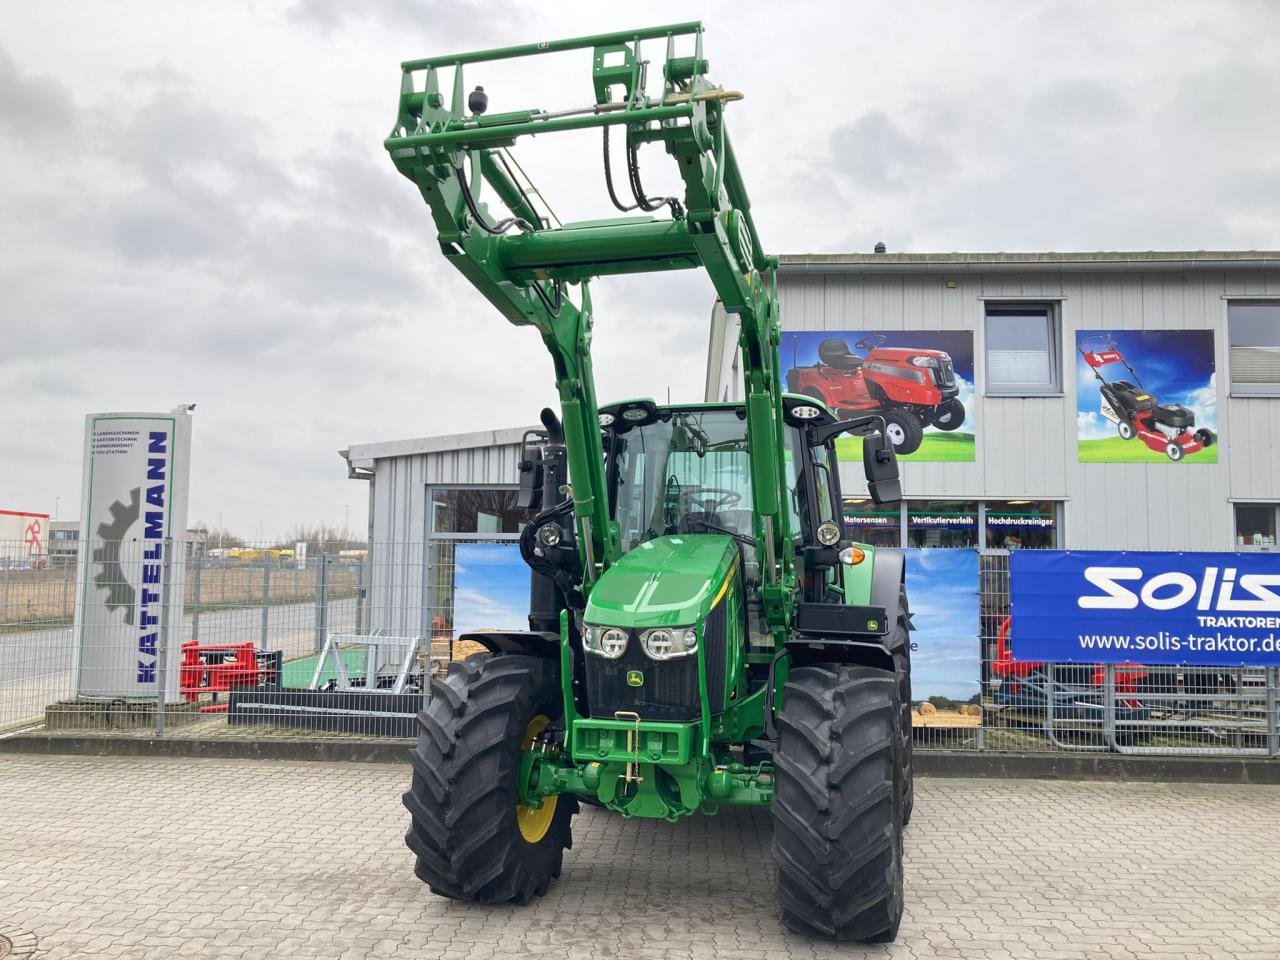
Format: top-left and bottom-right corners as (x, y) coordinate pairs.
(385, 22), (913, 942)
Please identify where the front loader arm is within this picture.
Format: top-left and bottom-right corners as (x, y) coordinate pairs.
(385, 23), (793, 625)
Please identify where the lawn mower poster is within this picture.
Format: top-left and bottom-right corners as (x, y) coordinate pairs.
(1076, 330), (1217, 463)
(781, 330), (976, 460)
(1009, 551), (1280, 667)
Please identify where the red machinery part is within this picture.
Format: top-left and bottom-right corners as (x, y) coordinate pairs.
(181, 641), (261, 712)
(994, 615), (1146, 690)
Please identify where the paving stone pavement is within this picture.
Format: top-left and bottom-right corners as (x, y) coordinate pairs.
(0, 753), (1277, 960)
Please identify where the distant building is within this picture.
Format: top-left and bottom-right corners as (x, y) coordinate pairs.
(49, 520), (79, 566)
(0, 510), (50, 568)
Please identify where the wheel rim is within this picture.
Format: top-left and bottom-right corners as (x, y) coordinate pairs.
(935, 411), (951, 425)
(516, 715), (558, 843)
(886, 422), (906, 445)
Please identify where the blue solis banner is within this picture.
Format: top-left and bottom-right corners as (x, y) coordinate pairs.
(1010, 551), (1280, 666)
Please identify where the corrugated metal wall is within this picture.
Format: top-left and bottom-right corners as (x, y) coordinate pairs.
(365, 441), (524, 636)
(714, 266), (1280, 550)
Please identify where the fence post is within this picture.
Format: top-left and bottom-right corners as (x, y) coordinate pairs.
(260, 561), (270, 650)
(314, 556), (329, 653)
(355, 558), (366, 635)
(191, 554), (203, 642)
(1267, 666), (1278, 759)
(1, 565), (9, 623)
(155, 537), (175, 737)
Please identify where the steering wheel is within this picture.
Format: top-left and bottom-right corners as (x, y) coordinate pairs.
(680, 487), (742, 515)
(854, 334), (886, 351)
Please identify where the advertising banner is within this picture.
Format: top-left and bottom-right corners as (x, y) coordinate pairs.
(451, 543), (530, 635)
(780, 330), (975, 462)
(1076, 330), (1217, 463)
(0, 510), (49, 567)
(903, 548), (981, 725)
(73, 410), (193, 701)
(1010, 551), (1280, 666)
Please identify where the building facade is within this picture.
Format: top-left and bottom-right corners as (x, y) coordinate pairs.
(345, 250), (1280, 637)
(709, 251), (1280, 553)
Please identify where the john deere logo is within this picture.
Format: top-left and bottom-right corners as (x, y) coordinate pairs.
(867, 619), (880, 631)
(626, 670), (644, 687)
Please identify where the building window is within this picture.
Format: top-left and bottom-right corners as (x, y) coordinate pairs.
(1235, 503), (1278, 549)
(984, 500), (1059, 549)
(428, 487), (526, 536)
(844, 498), (903, 547)
(1228, 301), (1280, 396)
(908, 500), (978, 548)
(985, 304), (1061, 396)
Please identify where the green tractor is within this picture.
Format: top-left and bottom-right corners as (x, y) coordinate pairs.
(385, 22), (913, 942)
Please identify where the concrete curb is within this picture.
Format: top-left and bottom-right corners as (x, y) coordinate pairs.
(1, 734), (1277, 783)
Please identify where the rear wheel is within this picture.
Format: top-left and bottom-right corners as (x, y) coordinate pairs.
(889, 590), (914, 827)
(403, 653), (577, 904)
(929, 398), (965, 431)
(772, 665), (904, 942)
(882, 409), (924, 456)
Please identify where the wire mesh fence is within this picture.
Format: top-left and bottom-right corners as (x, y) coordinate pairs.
(0, 538), (1276, 755)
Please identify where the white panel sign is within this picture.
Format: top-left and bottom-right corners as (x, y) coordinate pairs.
(73, 409), (193, 701)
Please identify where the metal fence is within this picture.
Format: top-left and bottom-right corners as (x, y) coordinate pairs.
(0, 538), (1276, 756)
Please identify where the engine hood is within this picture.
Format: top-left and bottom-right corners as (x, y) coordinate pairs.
(584, 534), (739, 629)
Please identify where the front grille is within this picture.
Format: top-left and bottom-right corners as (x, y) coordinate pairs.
(585, 633), (699, 722)
(703, 602), (728, 713)
(935, 359), (956, 387)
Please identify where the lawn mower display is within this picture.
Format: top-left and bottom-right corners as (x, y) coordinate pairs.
(1079, 334), (1215, 461)
(786, 335), (964, 455)
(385, 22), (912, 942)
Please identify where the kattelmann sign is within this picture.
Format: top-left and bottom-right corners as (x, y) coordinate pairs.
(1010, 551), (1280, 667)
(72, 408), (193, 701)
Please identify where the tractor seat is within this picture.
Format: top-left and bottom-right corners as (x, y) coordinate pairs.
(818, 338), (862, 370)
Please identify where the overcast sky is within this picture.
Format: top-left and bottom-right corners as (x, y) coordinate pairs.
(1, 1), (1277, 540)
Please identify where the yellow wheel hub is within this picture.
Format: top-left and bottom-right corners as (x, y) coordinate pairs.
(516, 715), (558, 844)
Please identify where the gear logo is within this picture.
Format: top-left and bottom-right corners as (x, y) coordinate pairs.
(92, 487), (141, 625)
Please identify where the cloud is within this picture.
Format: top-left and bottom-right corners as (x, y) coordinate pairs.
(827, 111), (949, 194)
(1077, 410), (1112, 441)
(0, 47), (75, 144)
(1181, 370), (1218, 432)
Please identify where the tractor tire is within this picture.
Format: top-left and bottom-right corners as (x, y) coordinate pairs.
(1118, 420), (1135, 441)
(772, 665), (904, 943)
(882, 409), (924, 456)
(403, 653), (577, 904)
(889, 589), (914, 828)
(929, 398), (965, 431)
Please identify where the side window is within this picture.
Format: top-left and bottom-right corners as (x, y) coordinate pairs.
(985, 304), (1062, 396)
(1228, 301), (1280, 396)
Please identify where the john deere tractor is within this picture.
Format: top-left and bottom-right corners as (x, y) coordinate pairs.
(386, 22), (912, 942)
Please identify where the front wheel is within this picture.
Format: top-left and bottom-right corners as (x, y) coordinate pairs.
(929, 398), (965, 431)
(403, 654), (577, 904)
(881, 409), (925, 456)
(1166, 442), (1185, 461)
(1118, 420), (1135, 440)
(772, 665), (904, 942)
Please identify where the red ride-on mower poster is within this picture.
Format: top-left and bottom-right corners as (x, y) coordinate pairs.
(781, 330), (976, 461)
(1076, 330), (1218, 463)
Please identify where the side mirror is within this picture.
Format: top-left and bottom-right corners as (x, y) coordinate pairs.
(862, 426), (901, 504)
(517, 445), (544, 509)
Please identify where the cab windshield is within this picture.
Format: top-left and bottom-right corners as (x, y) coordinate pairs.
(611, 409), (756, 553)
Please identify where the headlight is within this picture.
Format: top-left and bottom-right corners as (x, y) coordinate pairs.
(790, 404), (821, 420)
(537, 523), (563, 547)
(640, 626), (697, 660)
(909, 355), (939, 368)
(621, 407), (648, 422)
(599, 412), (615, 427)
(583, 625), (628, 659)
(816, 520), (842, 546)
